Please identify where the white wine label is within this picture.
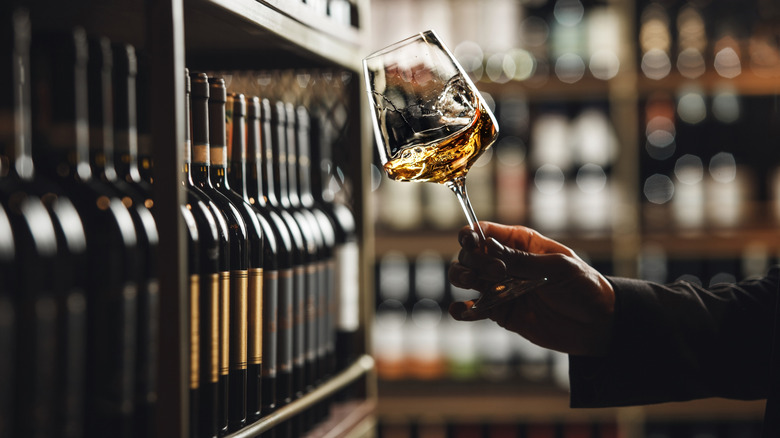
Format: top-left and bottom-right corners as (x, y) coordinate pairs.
(336, 242), (360, 331)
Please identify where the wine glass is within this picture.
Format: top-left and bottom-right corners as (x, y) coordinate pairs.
(363, 30), (546, 312)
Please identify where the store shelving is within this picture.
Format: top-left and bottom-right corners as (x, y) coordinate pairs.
(13, 0), (376, 437)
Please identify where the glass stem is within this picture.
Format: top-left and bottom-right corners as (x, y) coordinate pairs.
(446, 176), (486, 243)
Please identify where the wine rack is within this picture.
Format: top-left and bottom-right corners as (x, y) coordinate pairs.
(3, 0), (376, 437)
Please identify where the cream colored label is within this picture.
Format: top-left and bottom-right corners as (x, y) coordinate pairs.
(220, 271), (230, 375)
(210, 146), (227, 166)
(336, 242), (361, 331)
(193, 143), (209, 165)
(249, 268), (263, 365)
(231, 270), (248, 370)
(189, 274), (200, 390)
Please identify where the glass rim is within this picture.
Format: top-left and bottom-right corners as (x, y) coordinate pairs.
(363, 29), (441, 62)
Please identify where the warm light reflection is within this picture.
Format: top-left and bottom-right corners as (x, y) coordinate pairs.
(676, 47), (706, 78)
(642, 49), (671, 79)
(714, 46), (742, 78)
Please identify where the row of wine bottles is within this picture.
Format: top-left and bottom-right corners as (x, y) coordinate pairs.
(182, 66), (362, 438)
(1, 10), (161, 438)
(0, 7), (363, 438)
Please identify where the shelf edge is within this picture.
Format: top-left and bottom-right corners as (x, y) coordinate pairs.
(224, 354), (376, 438)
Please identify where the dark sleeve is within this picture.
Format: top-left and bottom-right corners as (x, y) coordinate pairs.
(569, 265), (780, 408)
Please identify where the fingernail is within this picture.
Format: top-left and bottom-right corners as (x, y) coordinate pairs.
(459, 230), (478, 248)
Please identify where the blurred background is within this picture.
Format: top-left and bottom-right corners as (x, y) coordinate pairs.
(366, 0), (779, 436)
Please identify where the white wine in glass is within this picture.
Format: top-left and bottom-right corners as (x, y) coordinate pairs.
(363, 30), (545, 311)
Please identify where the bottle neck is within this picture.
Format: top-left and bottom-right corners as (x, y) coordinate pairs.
(246, 99), (265, 208)
(87, 37), (117, 182)
(189, 80), (212, 188)
(309, 107), (335, 204)
(285, 108), (302, 208)
(296, 107), (315, 207)
(1, 9), (34, 181)
(208, 79), (229, 190)
(182, 83), (195, 188)
(31, 30), (92, 183)
(227, 94), (248, 200)
(261, 100), (279, 207)
(113, 42), (142, 184)
(271, 101), (290, 208)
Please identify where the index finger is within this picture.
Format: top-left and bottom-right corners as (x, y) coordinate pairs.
(479, 221), (577, 257)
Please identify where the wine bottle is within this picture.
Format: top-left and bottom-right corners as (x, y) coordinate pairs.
(208, 82), (268, 431)
(112, 43), (153, 200)
(0, 204), (13, 438)
(86, 36), (161, 437)
(246, 96), (297, 421)
(181, 203), (201, 438)
(295, 103), (344, 418)
(30, 28), (140, 438)
(266, 97), (318, 403)
(286, 102), (333, 403)
(309, 94), (361, 377)
(183, 69), (229, 438)
(0, 188), (60, 438)
(0, 28), (63, 426)
(190, 72), (249, 434)
(227, 93), (293, 423)
(262, 97), (312, 438)
(1, 10), (89, 438)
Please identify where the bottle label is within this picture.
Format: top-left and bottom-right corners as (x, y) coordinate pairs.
(262, 270), (280, 378)
(220, 271), (230, 376)
(278, 268), (294, 373)
(193, 143), (209, 165)
(293, 265), (306, 368)
(209, 273), (220, 383)
(248, 268), (264, 366)
(210, 146), (227, 167)
(319, 260), (335, 358)
(336, 242), (360, 331)
(230, 270), (248, 370)
(189, 274), (200, 390)
(306, 263), (322, 363)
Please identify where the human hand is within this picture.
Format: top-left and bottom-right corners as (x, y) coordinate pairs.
(448, 222), (615, 356)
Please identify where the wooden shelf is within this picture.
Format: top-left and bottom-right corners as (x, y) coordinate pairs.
(377, 382), (765, 424)
(476, 68), (780, 102)
(374, 230), (618, 260)
(184, 0), (367, 70)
